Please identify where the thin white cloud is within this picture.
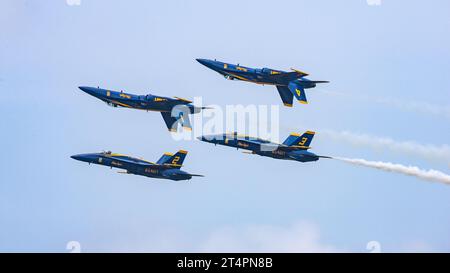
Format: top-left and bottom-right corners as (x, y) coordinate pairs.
(401, 241), (435, 253)
(102, 221), (340, 253)
(320, 90), (450, 120)
(198, 221), (339, 253)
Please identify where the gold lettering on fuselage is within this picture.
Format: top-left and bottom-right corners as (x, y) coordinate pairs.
(145, 168), (158, 174)
(237, 142), (249, 148)
(154, 97), (167, 102)
(236, 66), (247, 72)
(119, 93), (131, 99)
(111, 161), (122, 167)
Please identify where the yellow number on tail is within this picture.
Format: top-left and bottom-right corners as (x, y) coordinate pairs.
(296, 89), (301, 97)
(171, 156), (180, 165)
(298, 137), (308, 146)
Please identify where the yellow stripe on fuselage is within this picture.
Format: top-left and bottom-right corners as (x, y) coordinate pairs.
(109, 153), (155, 165)
(109, 100), (133, 108)
(108, 99), (166, 112)
(226, 72), (276, 86)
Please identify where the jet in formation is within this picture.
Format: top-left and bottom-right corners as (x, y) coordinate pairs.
(71, 150), (203, 181)
(196, 58), (328, 106)
(78, 86), (207, 132)
(198, 131), (331, 163)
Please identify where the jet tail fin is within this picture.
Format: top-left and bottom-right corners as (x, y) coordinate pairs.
(282, 131), (315, 148)
(156, 152), (174, 164)
(164, 150), (188, 169)
(276, 86), (294, 107)
(288, 82), (308, 104)
(161, 112), (192, 132)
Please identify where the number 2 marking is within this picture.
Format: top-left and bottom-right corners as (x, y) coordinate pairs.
(172, 156), (180, 164)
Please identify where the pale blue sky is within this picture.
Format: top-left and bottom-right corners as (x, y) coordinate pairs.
(1, 0), (449, 252)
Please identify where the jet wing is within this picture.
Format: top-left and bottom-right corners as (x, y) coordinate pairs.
(236, 138), (280, 152)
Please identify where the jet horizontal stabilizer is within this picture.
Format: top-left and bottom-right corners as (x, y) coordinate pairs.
(279, 145), (311, 150)
(189, 174), (205, 177)
(162, 163), (183, 168)
(308, 80), (330, 84)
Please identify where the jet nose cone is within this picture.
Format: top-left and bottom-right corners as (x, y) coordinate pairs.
(71, 153), (96, 163)
(197, 135), (217, 143)
(78, 86), (90, 92)
(196, 58), (216, 69)
(197, 135), (211, 142)
(196, 58), (207, 65)
(78, 86), (99, 96)
(71, 154), (84, 161)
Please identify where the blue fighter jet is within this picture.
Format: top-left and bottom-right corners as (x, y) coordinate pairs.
(71, 150), (203, 181)
(196, 59), (328, 106)
(198, 131), (331, 163)
(78, 86), (207, 132)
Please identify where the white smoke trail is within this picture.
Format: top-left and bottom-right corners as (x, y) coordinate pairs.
(321, 130), (450, 163)
(335, 157), (450, 185)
